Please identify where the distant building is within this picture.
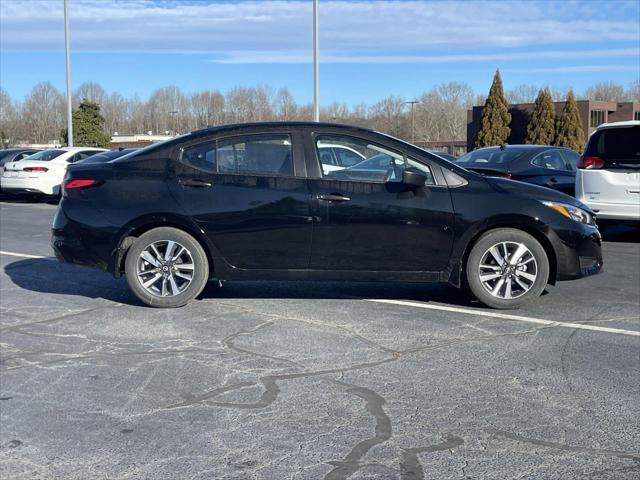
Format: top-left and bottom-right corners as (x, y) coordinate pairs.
(109, 133), (174, 149)
(467, 101), (640, 151)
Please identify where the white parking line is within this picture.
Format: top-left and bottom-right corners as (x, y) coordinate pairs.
(0, 250), (50, 260)
(367, 299), (640, 337)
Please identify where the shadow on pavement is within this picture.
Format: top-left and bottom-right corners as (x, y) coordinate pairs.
(0, 193), (60, 205)
(4, 257), (480, 308)
(599, 223), (640, 243)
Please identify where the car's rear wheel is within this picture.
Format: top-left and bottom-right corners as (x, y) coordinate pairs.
(125, 227), (209, 308)
(465, 228), (549, 309)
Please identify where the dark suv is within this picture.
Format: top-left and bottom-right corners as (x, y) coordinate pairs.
(52, 122), (602, 309)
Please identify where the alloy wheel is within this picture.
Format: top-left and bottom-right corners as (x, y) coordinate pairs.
(478, 241), (538, 300)
(136, 240), (195, 297)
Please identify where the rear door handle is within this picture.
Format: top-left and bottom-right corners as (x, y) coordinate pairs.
(180, 178), (212, 188)
(318, 193), (351, 202)
(549, 177), (558, 183)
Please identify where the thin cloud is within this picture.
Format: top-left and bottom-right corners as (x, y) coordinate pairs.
(512, 65), (640, 73)
(1, 0), (638, 54)
(209, 48), (640, 64)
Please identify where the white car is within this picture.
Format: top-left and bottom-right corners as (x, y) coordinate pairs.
(1, 147), (107, 196)
(317, 143), (366, 172)
(576, 121), (640, 223)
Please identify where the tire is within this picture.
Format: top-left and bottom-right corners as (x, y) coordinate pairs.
(465, 228), (549, 309)
(125, 227), (209, 308)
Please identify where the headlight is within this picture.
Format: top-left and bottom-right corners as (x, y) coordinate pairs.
(541, 201), (594, 225)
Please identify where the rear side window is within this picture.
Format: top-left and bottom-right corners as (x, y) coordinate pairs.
(586, 125), (640, 165)
(532, 150), (567, 170)
(217, 134), (293, 176)
(181, 141), (216, 173)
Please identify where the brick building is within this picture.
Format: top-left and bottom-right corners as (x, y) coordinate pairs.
(467, 100), (640, 151)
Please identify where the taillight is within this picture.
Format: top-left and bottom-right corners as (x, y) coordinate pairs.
(578, 155), (605, 169)
(64, 179), (97, 189)
(499, 172), (512, 179)
(23, 166), (48, 172)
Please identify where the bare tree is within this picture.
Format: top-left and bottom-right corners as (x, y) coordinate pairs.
(21, 82), (65, 143)
(506, 84), (539, 104)
(584, 81), (626, 102)
(625, 81), (640, 102)
(74, 82), (107, 107)
(368, 96), (407, 138)
(0, 88), (19, 146)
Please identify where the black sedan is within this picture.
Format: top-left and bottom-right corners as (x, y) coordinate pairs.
(52, 122), (602, 309)
(455, 145), (580, 196)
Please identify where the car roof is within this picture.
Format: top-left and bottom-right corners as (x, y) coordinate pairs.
(58, 146), (108, 152)
(595, 120), (640, 130)
(471, 144), (559, 152)
(190, 121), (376, 139)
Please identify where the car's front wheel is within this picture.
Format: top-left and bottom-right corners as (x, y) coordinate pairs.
(465, 228), (549, 309)
(125, 227), (209, 308)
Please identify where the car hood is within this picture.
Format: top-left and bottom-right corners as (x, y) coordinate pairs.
(485, 176), (592, 212)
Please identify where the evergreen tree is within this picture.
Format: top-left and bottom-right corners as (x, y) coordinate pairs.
(526, 88), (555, 145)
(554, 90), (585, 152)
(62, 99), (111, 148)
(475, 69), (511, 147)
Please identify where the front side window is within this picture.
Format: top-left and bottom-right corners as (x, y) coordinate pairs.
(316, 134), (434, 185)
(333, 147), (365, 167)
(217, 134), (293, 176)
(532, 150), (567, 170)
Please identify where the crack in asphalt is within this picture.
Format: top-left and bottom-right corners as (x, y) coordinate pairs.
(399, 434), (464, 480)
(323, 380), (392, 480)
(487, 428), (640, 462)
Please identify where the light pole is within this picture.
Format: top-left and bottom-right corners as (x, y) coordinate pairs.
(64, 0), (73, 146)
(168, 111), (178, 135)
(403, 100), (419, 144)
(313, 0), (319, 122)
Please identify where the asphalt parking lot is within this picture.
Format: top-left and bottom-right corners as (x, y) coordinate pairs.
(0, 198), (639, 479)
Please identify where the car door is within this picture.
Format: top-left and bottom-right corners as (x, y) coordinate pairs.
(305, 131), (455, 273)
(168, 130), (313, 271)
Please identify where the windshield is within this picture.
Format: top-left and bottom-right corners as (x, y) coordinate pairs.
(22, 149), (65, 161)
(456, 148), (529, 166)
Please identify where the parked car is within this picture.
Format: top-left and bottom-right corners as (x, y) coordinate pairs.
(77, 148), (139, 164)
(0, 148), (41, 167)
(576, 121), (640, 224)
(455, 145), (579, 196)
(428, 150), (457, 162)
(52, 122), (602, 309)
(1, 147), (107, 197)
(317, 143), (366, 172)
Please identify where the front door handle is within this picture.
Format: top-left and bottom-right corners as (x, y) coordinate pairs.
(318, 193), (351, 202)
(549, 177), (558, 183)
(180, 178), (212, 188)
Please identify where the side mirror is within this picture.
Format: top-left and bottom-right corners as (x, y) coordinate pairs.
(402, 167), (428, 187)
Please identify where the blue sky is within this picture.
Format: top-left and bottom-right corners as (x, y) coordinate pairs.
(1, 0), (639, 105)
